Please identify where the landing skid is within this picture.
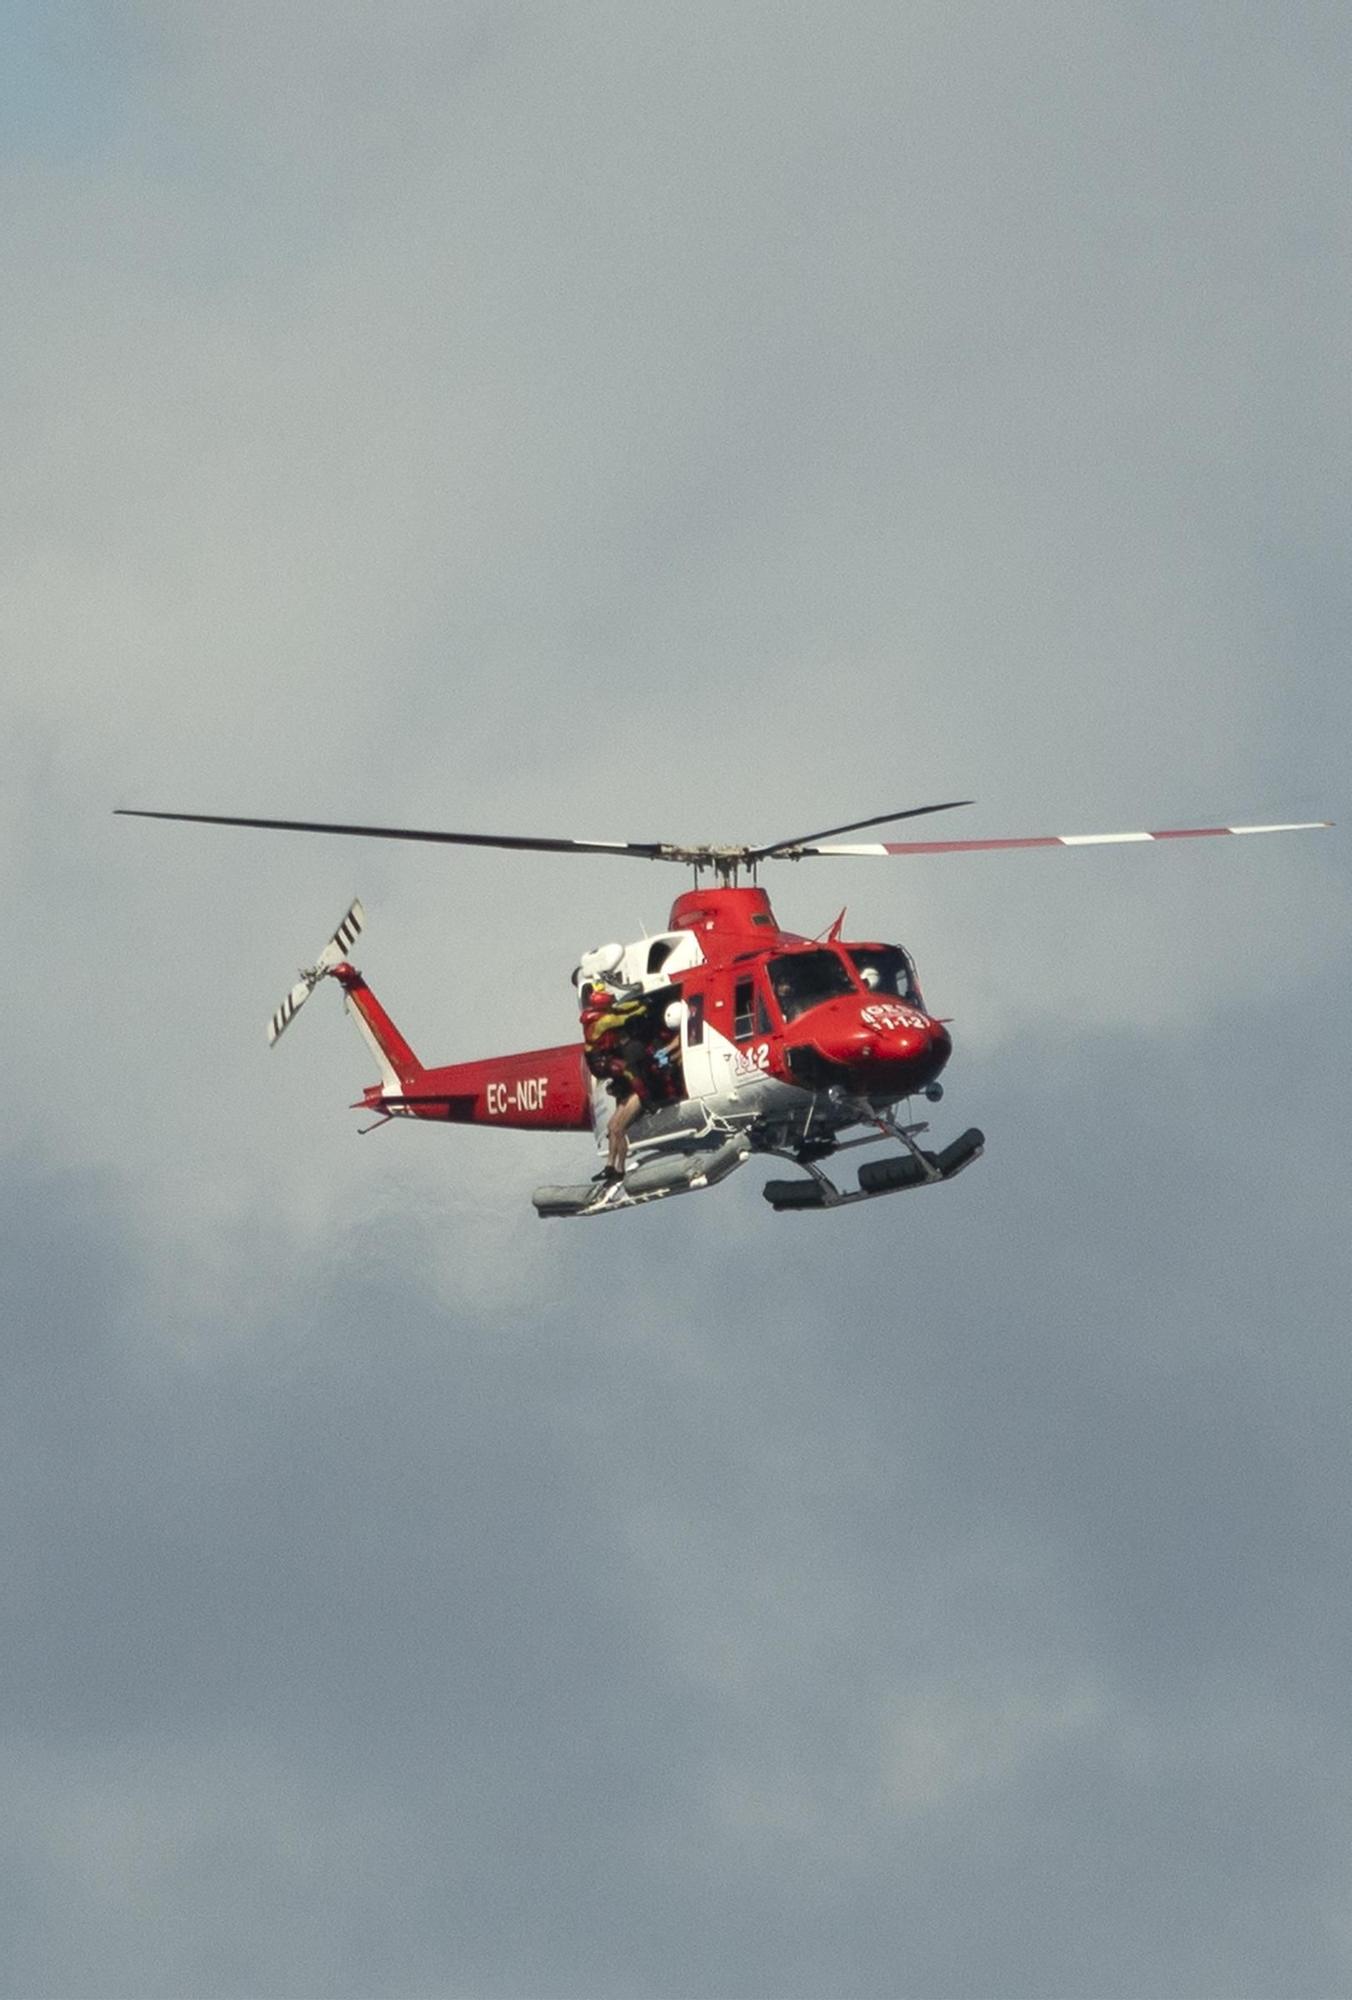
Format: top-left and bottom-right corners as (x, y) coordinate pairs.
(538, 1179), (689, 1220)
(762, 1122), (985, 1211)
(532, 1120), (985, 1220)
(532, 1134), (751, 1220)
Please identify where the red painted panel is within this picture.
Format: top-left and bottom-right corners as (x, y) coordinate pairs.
(406, 1045), (592, 1131)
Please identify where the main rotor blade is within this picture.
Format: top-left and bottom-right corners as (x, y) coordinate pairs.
(114, 809), (668, 859)
(799, 819), (1332, 858)
(748, 800), (974, 861)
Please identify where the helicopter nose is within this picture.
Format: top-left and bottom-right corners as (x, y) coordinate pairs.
(854, 1012), (951, 1093)
(780, 1002), (951, 1095)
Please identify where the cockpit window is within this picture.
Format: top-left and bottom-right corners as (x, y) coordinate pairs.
(767, 950), (855, 1024)
(848, 947), (917, 1001)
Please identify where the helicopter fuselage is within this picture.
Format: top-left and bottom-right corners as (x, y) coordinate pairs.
(340, 885), (951, 1161)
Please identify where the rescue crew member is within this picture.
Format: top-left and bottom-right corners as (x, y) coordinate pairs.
(579, 981), (653, 1182)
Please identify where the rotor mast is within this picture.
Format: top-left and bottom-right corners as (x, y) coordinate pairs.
(666, 844), (770, 885)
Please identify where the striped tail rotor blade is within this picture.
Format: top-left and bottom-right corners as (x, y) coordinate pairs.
(269, 902), (363, 1045)
(316, 898), (365, 973)
(268, 979), (315, 1047)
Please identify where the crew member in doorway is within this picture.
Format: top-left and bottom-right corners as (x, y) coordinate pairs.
(645, 1000), (684, 1105)
(580, 981), (654, 1183)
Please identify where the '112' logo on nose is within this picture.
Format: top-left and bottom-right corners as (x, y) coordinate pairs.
(861, 1003), (928, 1033)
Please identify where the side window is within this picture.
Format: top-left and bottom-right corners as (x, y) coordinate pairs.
(684, 992), (705, 1046)
(733, 979), (754, 1041)
(755, 988), (772, 1036)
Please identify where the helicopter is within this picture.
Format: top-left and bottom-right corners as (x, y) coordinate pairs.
(116, 801), (1330, 1218)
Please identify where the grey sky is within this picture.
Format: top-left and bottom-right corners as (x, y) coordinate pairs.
(3, 5), (1349, 1995)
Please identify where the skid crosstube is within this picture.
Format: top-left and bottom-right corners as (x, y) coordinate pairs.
(763, 1127), (985, 1211)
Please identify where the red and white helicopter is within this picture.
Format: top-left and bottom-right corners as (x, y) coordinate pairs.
(117, 802), (1329, 1218)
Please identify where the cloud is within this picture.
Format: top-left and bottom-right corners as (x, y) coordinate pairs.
(4, 958), (1352, 1994)
(3, 5), (1349, 1993)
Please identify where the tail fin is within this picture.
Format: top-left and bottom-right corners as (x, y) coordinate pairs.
(330, 963), (422, 1092)
(266, 899), (423, 1094)
(267, 900), (365, 1046)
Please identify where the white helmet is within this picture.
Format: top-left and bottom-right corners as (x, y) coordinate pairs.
(578, 942), (625, 984)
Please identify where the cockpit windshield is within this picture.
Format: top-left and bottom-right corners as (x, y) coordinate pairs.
(847, 946), (917, 1002)
(767, 950), (855, 1024)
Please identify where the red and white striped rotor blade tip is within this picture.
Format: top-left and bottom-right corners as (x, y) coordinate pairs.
(805, 821), (1331, 858)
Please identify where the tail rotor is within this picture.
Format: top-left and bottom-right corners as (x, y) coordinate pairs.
(267, 899), (364, 1046)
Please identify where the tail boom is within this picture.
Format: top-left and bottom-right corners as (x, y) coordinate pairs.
(376, 1045), (593, 1131)
(333, 966), (590, 1130)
